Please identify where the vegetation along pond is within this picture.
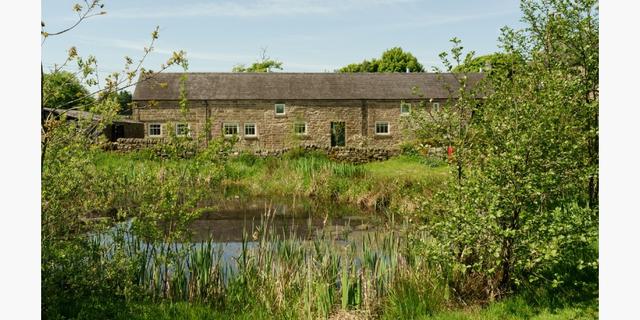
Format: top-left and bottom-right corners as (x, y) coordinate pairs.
(95, 195), (409, 306)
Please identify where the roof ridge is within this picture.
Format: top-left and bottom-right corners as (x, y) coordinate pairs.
(150, 72), (483, 75)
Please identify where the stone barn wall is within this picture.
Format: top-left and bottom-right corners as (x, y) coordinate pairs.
(132, 99), (446, 151)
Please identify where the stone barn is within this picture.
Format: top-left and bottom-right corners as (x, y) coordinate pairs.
(131, 72), (483, 151)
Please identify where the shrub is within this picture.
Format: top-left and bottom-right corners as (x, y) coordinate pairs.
(284, 146), (328, 160)
(236, 151), (260, 166)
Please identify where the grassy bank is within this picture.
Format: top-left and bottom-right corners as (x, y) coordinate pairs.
(93, 149), (450, 215)
(124, 298), (597, 320)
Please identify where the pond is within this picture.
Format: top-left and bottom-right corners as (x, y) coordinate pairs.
(175, 196), (395, 267)
(96, 196), (409, 302)
(190, 195), (382, 242)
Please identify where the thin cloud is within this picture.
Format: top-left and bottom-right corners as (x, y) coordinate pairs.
(105, 0), (416, 19)
(75, 35), (256, 63)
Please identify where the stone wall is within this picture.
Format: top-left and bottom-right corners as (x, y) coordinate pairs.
(245, 145), (401, 164)
(110, 138), (404, 164)
(110, 137), (164, 152)
(132, 99), (445, 151)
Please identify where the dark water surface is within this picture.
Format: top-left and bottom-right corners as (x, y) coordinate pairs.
(190, 196), (382, 242)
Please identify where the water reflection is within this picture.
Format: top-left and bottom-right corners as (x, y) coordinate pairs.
(190, 196), (379, 242)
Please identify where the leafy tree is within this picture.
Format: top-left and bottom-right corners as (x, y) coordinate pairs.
(116, 90), (132, 114)
(414, 0), (599, 301)
(339, 60), (378, 73)
(232, 48), (283, 72)
(378, 47), (425, 72)
(42, 71), (94, 110)
(406, 38), (484, 182)
(338, 47), (424, 73)
(41, 2), (192, 318)
(452, 52), (522, 74)
(96, 90), (133, 114)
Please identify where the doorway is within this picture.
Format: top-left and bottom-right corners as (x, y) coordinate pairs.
(109, 124), (125, 141)
(330, 121), (345, 147)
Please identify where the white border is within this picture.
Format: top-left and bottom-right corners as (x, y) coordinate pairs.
(223, 122), (239, 136)
(274, 103), (286, 116)
(244, 122), (257, 137)
(294, 122), (307, 135)
(148, 123), (162, 137)
(374, 121), (390, 135)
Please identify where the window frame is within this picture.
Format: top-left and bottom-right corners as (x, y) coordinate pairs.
(375, 121), (390, 135)
(222, 122), (239, 137)
(274, 103), (286, 116)
(148, 123), (162, 137)
(294, 122), (307, 135)
(244, 123), (257, 137)
(400, 102), (411, 116)
(175, 123), (190, 137)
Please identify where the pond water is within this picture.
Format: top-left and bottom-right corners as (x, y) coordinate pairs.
(180, 196), (391, 265)
(190, 196), (382, 243)
(99, 196), (405, 288)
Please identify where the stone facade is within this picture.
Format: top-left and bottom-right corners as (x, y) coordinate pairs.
(132, 99), (444, 151)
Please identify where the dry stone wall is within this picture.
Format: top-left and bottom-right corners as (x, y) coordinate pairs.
(110, 139), (403, 164)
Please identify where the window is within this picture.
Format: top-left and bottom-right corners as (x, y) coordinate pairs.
(433, 102), (440, 112)
(375, 121), (390, 135)
(400, 102), (411, 115)
(275, 103), (286, 115)
(223, 123), (239, 136)
(149, 123), (162, 137)
(175, 123), (189, 136)
(244, 123), (257, 137)
(294, 122), (307, 135)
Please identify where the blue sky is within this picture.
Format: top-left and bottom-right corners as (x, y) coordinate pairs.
(42, 0), (523, 77)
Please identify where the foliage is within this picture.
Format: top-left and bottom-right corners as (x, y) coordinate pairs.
(41, 3), (193, 318)
(42, 71), (95, 110)
(338, 47), (425, 73)
(232, 48), (283, 72)
(412, 0), (599, 302)
(399, 142), (448, 167)
(41, 117), (233, 318)
(117, 90), (133, 114)
(452, 52), (522, 74)
(40, 0), (599, 318)
(406, 37), (485, 181)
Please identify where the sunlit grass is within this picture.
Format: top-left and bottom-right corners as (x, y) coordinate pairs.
(92, 150), (451, 215)
(363, 155), (449, 181)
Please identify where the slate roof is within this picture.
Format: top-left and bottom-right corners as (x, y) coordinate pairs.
(133, 72), (484, 101)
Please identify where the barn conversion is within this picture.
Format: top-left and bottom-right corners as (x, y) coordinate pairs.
(132, 72), (483, 150)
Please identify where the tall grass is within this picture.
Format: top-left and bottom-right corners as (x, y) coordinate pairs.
(95, 208), (431, 318)
(93, 150), (449, 216)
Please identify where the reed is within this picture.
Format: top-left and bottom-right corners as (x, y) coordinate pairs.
(95, 207), (420, 318)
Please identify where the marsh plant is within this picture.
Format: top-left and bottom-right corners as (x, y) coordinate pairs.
(81, 208), (431, 319)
